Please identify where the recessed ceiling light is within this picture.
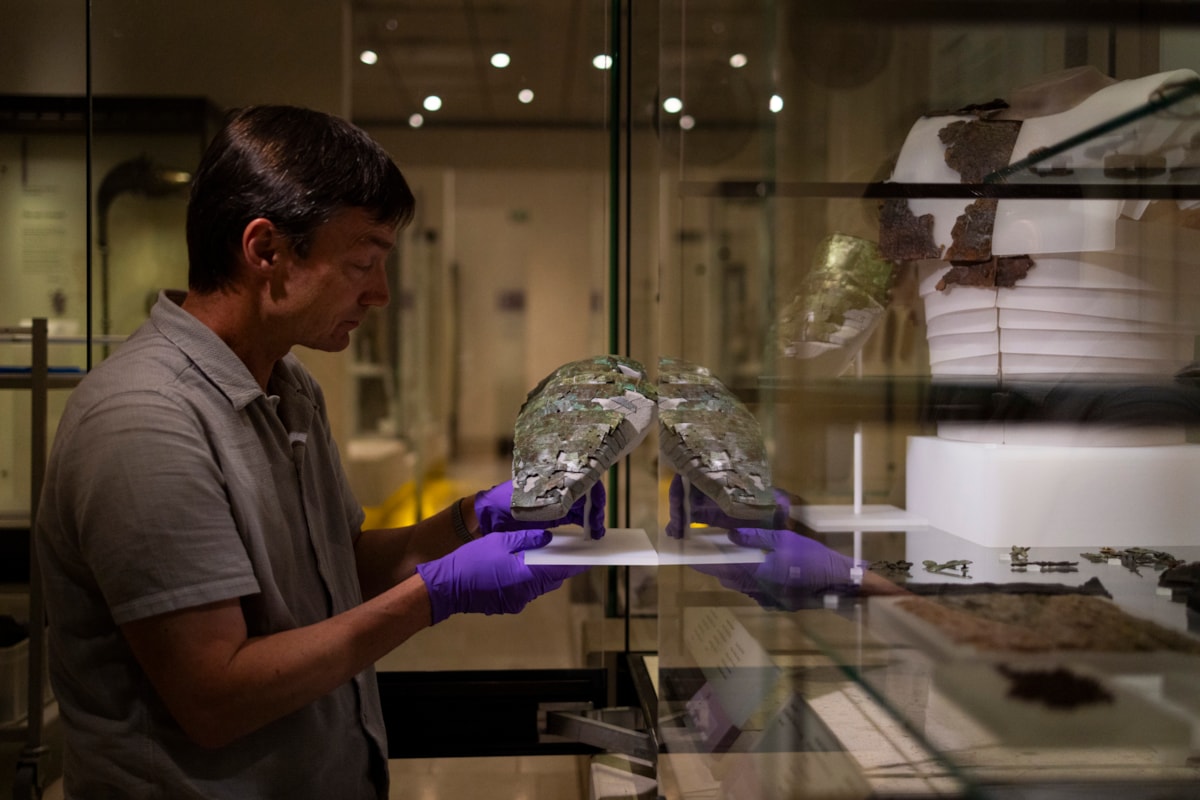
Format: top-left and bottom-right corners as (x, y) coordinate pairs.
(359, 50), (378, 66)
(490, 52), (511, 68)
(592, 54), (613, 70)
(423, 95), (442, 112)
(408, 113), (424, 128)
(769, 94), (784, 113)
(662, 97), (683, 114)
(518, 89), (535, 104)
(729, 53), (748, 69)
(679, 115), (695, 130)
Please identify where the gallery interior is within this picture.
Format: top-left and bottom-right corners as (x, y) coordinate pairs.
(3, 1), (1200, 798)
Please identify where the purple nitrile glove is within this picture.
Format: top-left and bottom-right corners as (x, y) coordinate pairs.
(664, 474), (792, 539)
(474, 479), (607, 539)
(415, 529), (588, 624)
(691, 528), (857, 610)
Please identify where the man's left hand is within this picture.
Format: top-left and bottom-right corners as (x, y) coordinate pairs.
(691, 528), (857, 610)
(475, 479), (607, 539)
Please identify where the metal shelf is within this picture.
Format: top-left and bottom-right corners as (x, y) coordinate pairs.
(0, 374), (83, 392)
(791, 0), (1200, 25)
(753, 374), (1200, 427)
(0, 320), (55, 794)
(680, 178), (1200, 201)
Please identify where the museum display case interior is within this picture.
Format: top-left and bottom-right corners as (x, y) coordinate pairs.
(3, 1), (1200, 798)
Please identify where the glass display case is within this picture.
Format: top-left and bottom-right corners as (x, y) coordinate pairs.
(6, 1), (1200, 798)
(652, 2), (1200, 798)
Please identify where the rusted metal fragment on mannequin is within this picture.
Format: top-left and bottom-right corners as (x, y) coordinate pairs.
(512, 355), (657, 522)
(938, 118), (1022, 183)
(936, 118), (1039, 288)
(937, 255), (1036, 291)
(945, 198), (999, 262)
(879, 198), (942, 261)
(658, 358), (775, 521)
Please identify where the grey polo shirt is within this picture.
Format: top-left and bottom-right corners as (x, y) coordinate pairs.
(37, 290), (387, 799)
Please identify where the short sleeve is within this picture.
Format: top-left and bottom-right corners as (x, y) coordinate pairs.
(62, 391), (260, 625)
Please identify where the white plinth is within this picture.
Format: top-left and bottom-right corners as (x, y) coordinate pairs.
(520, 527), (767, 567)
(906, 435), (1200, 547)
(523, 527), (657, 566)
(793, 504), (927, 532)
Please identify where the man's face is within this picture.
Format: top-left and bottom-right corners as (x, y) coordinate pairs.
(277, 207), (397, 353)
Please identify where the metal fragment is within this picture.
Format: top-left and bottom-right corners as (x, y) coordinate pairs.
(511, 355), (657, 522)
(658, 357), (775, 521)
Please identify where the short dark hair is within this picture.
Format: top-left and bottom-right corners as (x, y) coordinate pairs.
(186, 105), (415, 293)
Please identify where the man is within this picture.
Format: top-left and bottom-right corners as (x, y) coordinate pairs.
(36, 105), (601, 799)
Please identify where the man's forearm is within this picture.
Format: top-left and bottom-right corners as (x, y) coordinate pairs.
(122, 574), (433, 749)
(355, 500), (469, 599)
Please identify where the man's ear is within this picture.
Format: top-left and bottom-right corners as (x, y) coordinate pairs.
(242, 218), (284, 276)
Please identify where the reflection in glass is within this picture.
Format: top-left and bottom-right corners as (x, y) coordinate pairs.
(773, 233), (894, 378)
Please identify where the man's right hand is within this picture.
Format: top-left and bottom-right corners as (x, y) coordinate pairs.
(415, 529), (588, 624)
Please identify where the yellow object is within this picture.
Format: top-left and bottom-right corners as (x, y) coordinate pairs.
(361, 472), (470, 530)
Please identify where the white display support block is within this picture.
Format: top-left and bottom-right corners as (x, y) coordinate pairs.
(793, 504), (928, 532)
(524, 527), (657, 566)
(656, 530), (767, 566)
(907, 435), (1200, 547)
(522, 527), (767, 566)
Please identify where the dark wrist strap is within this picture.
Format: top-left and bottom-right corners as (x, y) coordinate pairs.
(450, 497), (476, 544)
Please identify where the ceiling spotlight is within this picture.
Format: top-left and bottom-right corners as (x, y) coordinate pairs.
(359, 49), (379, 66)
(408, 113), (424, 128)
(385, 18), (398, 31)
(769, 94), (784, 113)
(490, 52), (511, 68)
(423, 95), (442, 112)
(592, 54), (613, 70)
(729, 53), (748, 69)
(518, 89), (535, 104)
(679, 114), (695, 130)
(662, 97), (683, 114)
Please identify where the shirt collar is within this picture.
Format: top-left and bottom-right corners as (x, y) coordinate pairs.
(150, 289), (295, 411)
